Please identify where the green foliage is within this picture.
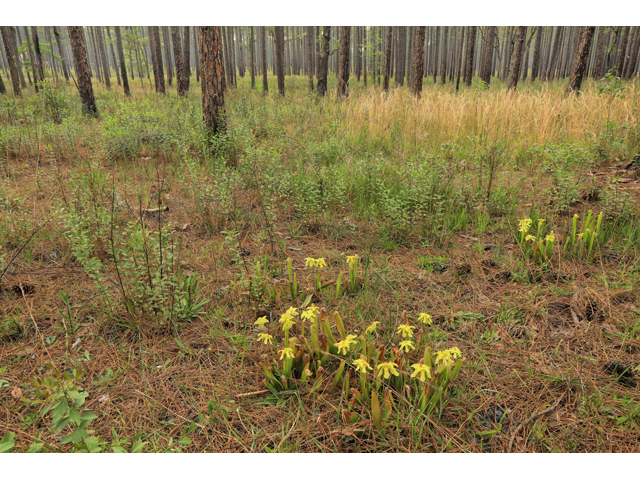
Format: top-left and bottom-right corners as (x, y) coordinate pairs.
(564, 210), (604, 262)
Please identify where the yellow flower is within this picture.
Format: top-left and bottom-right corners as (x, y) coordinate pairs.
(365, 321), (380, 334)
(519, 218), (532, 234)
(353, 356), (373, 374)
(377, 362), (400, 379)
(538, 218), (545, 227)
(301, 305), (320, 322)
(279, 306), (298, 324)
(448, 347), (462, 359)
(257, 333), (273, 345)
(282, 319), (295, 332)
(345, 334), (358, 345)
(525, 234), (535, 242)
(305, 258), (326, 268)
(545, 231), (555, 243)
(410, 363), (432, 382)
(254, 316), (269, 329)
(396, 324), (415, 339)
(279, 347), (294, 360)
(434, 349), (453, 366)
(334, 339), (352, 355)
(434, 347), (462, 366)
(346, 254), (359, 266)
(399, 340), (415, 353)
(418, 313), (432, 325)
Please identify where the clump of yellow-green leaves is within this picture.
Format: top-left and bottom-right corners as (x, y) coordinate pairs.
(254, 300), (463, 433)
(517, 210), (603, 264)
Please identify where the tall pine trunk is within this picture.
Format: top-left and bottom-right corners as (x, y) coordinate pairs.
(152, 27), (165, 94)
(337, 26), (351, 97)
(411, 26), (426, 98)
(0, 27), (20, 96)
(507, 26), (526, 91)
(114, 26), (130, 96)
(306, 26), (314, 91)
(566, 26), (596, 95)
(198, 26), (225, 144)
(68, 27), (97, 116)
(274, 26), (285, 96)
(383, 26), (392, 92)
(464, 27), (477, 87)
(261, 26), (268, 93)
(171, 26), (185, 96)
(317, 26), (330, 96)
(182, 26), (190, 92)
(53, 26), (70, 83)
(250, 26), (256, 89)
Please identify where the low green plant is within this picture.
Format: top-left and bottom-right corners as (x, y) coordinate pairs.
(254, 305), (463, 433)
(564, 210), (603, 262)
(517, 217), (555, 264)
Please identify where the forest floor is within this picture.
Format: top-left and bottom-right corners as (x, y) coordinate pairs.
(1, 75), (640, 452)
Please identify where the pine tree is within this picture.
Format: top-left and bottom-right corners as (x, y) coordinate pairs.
(68, 26), (97, 116)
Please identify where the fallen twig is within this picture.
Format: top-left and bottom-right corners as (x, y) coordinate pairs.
(508, 392), (566, 452)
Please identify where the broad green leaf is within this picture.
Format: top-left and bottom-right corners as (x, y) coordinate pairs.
(178, 436), (192, 445)
(0, 433), (16, 453)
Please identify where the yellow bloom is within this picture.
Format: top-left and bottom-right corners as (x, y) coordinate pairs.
(282, 319), (295, 332)
(301, 305), (320, 322)
(377, 362), (400, 379)
(545, 231), (555, 243)
(305, 258), (326, 269)
(396, 324), (415, 339)
(353, 356), (373, 374)
(538, 218), (545, 227)
(418, 313), (432, 325)
(519, 218), (532, 234)
(279, 347), (294, 360)
(448, 347), (462, 359)
(344, 334), (358, 345)
(254, 316), (269, 329)
(399, 340), (415, 353)
(525, 234), (535, 242)
(410, 363), (432, 382)
(434, 347), (462, 366)
(334, 339), (352, 355)
(279, 306), (298, 324)
(365, 321), (380, 334)
(434, 349), (453, 366)
(346, 254), (359, 265)
(257, 333), (273, 345)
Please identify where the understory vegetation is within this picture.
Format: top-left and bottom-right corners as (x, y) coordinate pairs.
(1, 74), (640, 452)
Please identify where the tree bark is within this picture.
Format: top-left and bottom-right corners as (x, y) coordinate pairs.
(68, 27), (97, 116)
(411, 26), (426, 98)
(0, 27), (20, 96)
(456, 27), (465, 91)
(546, 26), (563, 80)
(105, 28), (121, 86)
(566, 26), (595, 95)
(198, 26), (225, 143)
(171, 26), (185, 96)
(96, 27), (111, 89)
(337, 26), (351, 97)
(182, 26), (190, 92)
(531, 26), (543, 81)
(306, 26), (314, 91)
(152, 27), (165, 93)
(23, 27), (39, 91)
(440, 26), (448, 84)
(383, 26), (392, 92)
(162, 26), (173, 86)
(317, 26), (330, 96)
(274, 26), (285, 96)
(114, 26), (130, 96)
(507, 26), (526, 91)
(250, 26), (256, 89)
(261, 26), (268, 93)
(616, 26), (630, 77)
(464, 26), (477, 86)
(623, 27), (640, 79)
(53, 27), (70, 83)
